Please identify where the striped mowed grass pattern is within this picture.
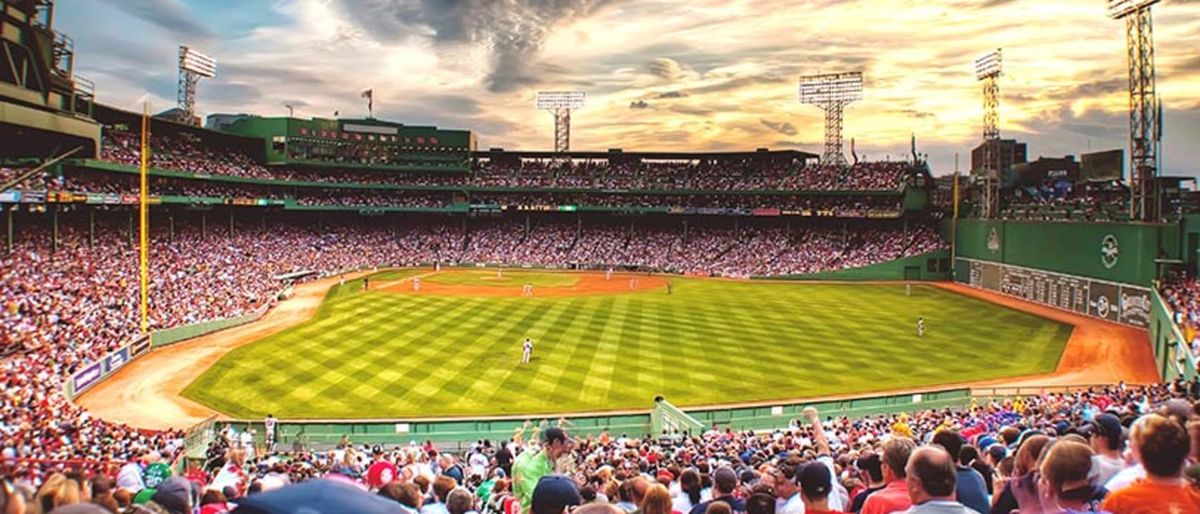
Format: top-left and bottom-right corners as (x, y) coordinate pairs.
(183, 275), (1072, 419)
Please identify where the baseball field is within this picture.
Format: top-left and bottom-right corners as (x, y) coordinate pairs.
(180, 269), (1073, 419)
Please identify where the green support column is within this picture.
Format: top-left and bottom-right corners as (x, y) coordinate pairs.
(51, 205), (58, 254)
(88, 209), (94, 247)
(229, 210), (234, 235)
(128, 210), (134, 246)
(202, 212), (207, 239)
(169, 213), (175, 240)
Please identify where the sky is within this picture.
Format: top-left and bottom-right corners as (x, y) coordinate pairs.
(55, 0), (1200, 177)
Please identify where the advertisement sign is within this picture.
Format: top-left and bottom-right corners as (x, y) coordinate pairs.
(958, 258), (1149, 328)
(131, 335), (151, 357)
(102, 347), (131, 374)
(72, 362), (104, 395)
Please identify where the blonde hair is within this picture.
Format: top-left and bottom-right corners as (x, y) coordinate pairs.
(34, 473), (81, 514)
(1039, 441), (1094, 501)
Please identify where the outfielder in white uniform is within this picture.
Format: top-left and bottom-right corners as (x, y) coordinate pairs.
(522, 338), (533, 364)
(917, 317), (925, 337)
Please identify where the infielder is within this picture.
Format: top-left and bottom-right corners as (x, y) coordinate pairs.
(917, 317), (925, 337)
(413, 277), (421, 292)
(521, 338), (534, 364)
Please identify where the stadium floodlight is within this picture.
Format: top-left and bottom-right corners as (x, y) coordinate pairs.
(798, 72), (863, 166)
(974, 50), (1002, 80)
(176, 46), (216, 126)
(536, 91), (585, 153)
(1108, 0), (1160, 19)
(180, 47), (217, 78)
(975, 48), (1003, 219)
(1107, 0), (1162, 221)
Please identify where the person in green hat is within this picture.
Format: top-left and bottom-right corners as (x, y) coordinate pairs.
(512, 427), (572, 513)
(143, 453), (173, 489)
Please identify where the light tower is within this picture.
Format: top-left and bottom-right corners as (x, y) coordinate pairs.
(535, 91), (585, 153)
(176, 46), (216, 126)
(798, 72), (863, 166)
(1109, 0), (1162, 222)
(974, 49), (1002, 219)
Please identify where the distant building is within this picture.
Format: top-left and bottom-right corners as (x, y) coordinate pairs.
(1012, 155), (1081, 187)
(206, 113), (257, 132)
(971, 139), (1028, 186)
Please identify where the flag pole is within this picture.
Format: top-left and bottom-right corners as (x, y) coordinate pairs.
(951, 154), (960, 281)
(139, 102), (150, 333)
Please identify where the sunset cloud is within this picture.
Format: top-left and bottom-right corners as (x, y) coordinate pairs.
(58, 0), (1200, 177)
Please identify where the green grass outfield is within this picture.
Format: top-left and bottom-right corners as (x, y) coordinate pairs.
(183, 271), (1072, 419)
(424, 269), (580, 288)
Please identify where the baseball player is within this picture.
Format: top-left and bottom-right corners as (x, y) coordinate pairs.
(413, 276), (421, 292)
(521, 338), (534, 364)
(264, 413), (277, 453)
(917, 317), (925, 337)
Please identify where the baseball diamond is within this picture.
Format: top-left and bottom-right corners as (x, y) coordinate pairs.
(181, 270), (1072, 419)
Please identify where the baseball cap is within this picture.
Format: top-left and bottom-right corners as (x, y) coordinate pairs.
(531, 474), (582, 514)
(1081, 413), (1124, 447)
(797, 462), (832, 500)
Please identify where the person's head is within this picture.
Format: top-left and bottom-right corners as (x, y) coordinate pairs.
(639, 484), (672, 514)
(199, 489), (226, 507)
(796, 462), (832, 505)
(712, 467), (738, 496)
(744, 493), (775, 514)
(856, 452), (884, 484)
(881, 436), (917, 483)
(432, 476), (456, 502)
(679, 468), (702, 504)
(1083, 413), (1124, 454)
(531, 475), (581, 514)
(446, 487), (475, 514)
(904, 446), (958, 505)
(770, 456), (800, 499)
(1039, 441), (1096, 508)
(1014, 434), (1051, 477)
(573, 504), (625, 514)
(930, 431), (964, 465)
(150, 477), (199, 514)
(704, 501), (732, 514)
(542, 428), (571, 460)
(397, 483), (424, 509)
(1131, 413), (1191, 479)
(36, 473), (81, 514)
(628, 477), (651, 505)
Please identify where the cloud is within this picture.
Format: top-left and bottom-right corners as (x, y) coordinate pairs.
(760, 119), (799, 136)
(647, 58), (686, 81)
(629, 100), (650, 109)
(332, 0), (620, 92)
(655, 91), (688, 99)
(98, 0), (212, 41)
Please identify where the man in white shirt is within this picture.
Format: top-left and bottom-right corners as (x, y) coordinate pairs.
(1083, 413), (1126, 486)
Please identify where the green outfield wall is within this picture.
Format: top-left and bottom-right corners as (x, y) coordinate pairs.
(760, 250), (950, 281)
(228, 388), (973, 449)
(1150, 288), (1196, 381)
(955, 220), (1178, 286)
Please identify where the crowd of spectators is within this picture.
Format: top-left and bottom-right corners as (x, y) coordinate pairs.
(9, 381), (1200, 513)
(102, 129), (270, 180)
(91, 131), (909, 193)
(1160, 277), (1200, 358)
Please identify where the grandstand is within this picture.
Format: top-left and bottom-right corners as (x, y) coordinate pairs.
(2, 0), (1200, 512)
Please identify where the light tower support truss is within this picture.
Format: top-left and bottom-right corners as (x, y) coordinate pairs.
(974, 49), (1003, 219)
(799, 72), (863, 166)
(176, 46), (216, 127)
(536, 91), (585, 153)
(1109, 0), (1162, 221)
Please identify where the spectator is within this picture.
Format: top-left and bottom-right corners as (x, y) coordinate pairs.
(930, 431), (989, 514)
(531, 475), (582, 514)
(640, 484), (676, 514)
(448, 487), (477, 514)
(1082, 413), (1126, 487)
(690, 467), (744, 514)
(514, 428), (572, 513)
(797, 462), (845, 514)
(902, 446), (977, 514)
(861, 437), (917, 514)
(1038, 440), (1103, 514)
(1101, 414), (1200, 514)
(744, 493), (775, 514)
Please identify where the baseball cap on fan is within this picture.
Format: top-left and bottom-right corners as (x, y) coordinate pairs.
(797, 462), (832, 501)
(1081, 413), (1124, 448)
(531, 474), (582, 514)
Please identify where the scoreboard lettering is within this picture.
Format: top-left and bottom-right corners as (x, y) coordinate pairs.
(958, 258), (1149, 328)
